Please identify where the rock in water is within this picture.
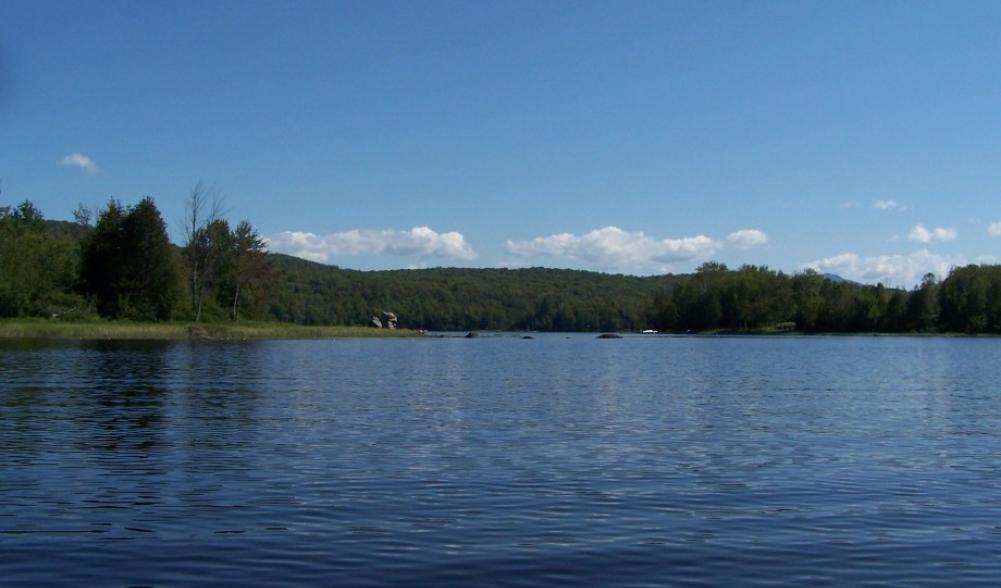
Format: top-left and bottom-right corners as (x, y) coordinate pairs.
(465, 331), (480, 338)
(596, 333), (623, 339)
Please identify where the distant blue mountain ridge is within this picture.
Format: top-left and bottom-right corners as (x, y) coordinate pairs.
(822, 273), (861, 285)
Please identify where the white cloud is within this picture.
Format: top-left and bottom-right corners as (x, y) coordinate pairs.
(988, 222), (1001, 237)
(801, 249), (963, 287)
(726, 229), (768, 250)
(873, 199), (902, 211)
(908, 224), (957, 244)
(504, 226), (719, 273)
(840, 201), (860, 209)
(264, 226), (477, 263)
(59, 153), (97, 174)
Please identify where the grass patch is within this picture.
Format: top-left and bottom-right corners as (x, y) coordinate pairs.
(0, 319), (420, 340)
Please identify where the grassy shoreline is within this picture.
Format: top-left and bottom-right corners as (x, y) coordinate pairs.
(0, 319), (420, 340)
(1, 319), (995, 340)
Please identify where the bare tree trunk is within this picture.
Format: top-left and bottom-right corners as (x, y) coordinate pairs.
(185, 181), (205, 322)
(184, 180), (225, 322)
(231, 283), (241, 322)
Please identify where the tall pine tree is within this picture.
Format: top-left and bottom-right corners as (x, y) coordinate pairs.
(81, 197), (179, 320)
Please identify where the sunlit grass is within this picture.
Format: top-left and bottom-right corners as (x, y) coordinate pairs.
(0, 319), (420, 340)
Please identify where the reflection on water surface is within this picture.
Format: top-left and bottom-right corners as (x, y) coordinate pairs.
(3, 335), (1001, 586)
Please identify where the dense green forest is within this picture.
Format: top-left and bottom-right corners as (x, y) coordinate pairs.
(649, 262), (939, 333)
(0, 197), (271, 323)
(4, 197), (1001, 334)
(269, 255), (681, 330)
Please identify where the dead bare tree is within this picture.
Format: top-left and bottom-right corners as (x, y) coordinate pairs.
(183, 180), (226, 321)
(72, 203), (92, 227)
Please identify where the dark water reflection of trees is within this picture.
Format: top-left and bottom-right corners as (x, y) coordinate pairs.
(0, 340), (268, 514)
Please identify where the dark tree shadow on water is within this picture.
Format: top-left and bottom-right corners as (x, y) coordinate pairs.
(76, 339), (175, 454)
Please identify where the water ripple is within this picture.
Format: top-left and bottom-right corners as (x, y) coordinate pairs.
(3, 335), (1001, 585)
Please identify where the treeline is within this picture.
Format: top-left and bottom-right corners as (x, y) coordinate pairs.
(6, 197), (1001, 333)
(0, 196), (272, 322)
(1, 196), (673, 330)
(0, 201), (82, 317)
(268, 256), (681, 331)
(648, 262), (1001, 334)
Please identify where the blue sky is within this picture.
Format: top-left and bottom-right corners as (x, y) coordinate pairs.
(2, 0), (1001, 286)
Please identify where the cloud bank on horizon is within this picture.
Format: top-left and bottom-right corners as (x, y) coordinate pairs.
(263, 221), (991, 287)
(802, 250), (965, 287)
(503, 226), (724, 274)
(264, 227), (476, 264)
(264, 225), (772, 275)
(502, 226), (771, 274)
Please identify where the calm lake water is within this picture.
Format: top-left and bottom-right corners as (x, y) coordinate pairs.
(3, 334), (1001, 586)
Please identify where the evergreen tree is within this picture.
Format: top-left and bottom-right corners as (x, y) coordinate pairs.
(80, 199), (127, 317)
(120, 197), (179, 319)
(81, 197), (179, 320)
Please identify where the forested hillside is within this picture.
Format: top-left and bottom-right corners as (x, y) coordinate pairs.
(0, 198), (681, 330)
(5, 198), (1001, 334)
(268, 255), (684, 331)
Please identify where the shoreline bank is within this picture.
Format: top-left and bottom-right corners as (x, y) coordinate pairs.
(0, 320), (420, 341)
